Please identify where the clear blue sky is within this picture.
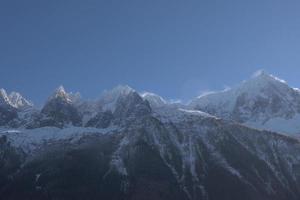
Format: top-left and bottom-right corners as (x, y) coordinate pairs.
(1, 0), (300, 105)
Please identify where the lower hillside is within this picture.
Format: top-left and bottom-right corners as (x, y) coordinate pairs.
(1, 108), (300, 200)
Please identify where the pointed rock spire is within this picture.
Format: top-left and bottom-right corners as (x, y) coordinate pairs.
(48, 85), (71, 103)
(54, 85), (67, 97)
(0, 88), (10, 105)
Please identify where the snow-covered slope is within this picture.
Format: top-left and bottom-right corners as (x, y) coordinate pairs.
(190, 70), (300, 134)
(0, 126), (118, 154)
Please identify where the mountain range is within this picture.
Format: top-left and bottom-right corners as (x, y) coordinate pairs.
(1, 71), (300, 200)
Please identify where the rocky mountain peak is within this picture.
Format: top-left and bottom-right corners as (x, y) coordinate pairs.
(9, 92), (33, 109)
(190, 71), (300, 134)
(0, 89), (33, 110)
(101, 85), (134, 100)
(98, 85), (135, 112)
(49, 85), (71, 103)
(240, 70), (289, 92)
(39, 86), (82, 128)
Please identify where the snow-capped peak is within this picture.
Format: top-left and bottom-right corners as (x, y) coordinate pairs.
(230, 70), (293, 101)
(194, 70), (290, 102)
(103, 85), (134, 96)
(189, 70), (300, 134)
(251, 69), (269, 78)
(252, 69), (287, 83)
(0, 89), (32, 109)
(141, 92), (167, 108)
(48, 85), (72, 103)
(100, 85), (135, 109)
(98, 85), (135, 112)
(55, 85), (67, 97)
(9, 92), (33, 109)
(247, 70), (287, 86)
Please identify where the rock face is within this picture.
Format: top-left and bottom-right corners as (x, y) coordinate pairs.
(190, 71), (300, 134)
(85, 110), (114, 128)
(0, 105), (17, 126)
(84, 86), (152, 128)
(112, 91), (152, 124)
(0, 89), (20, 126)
